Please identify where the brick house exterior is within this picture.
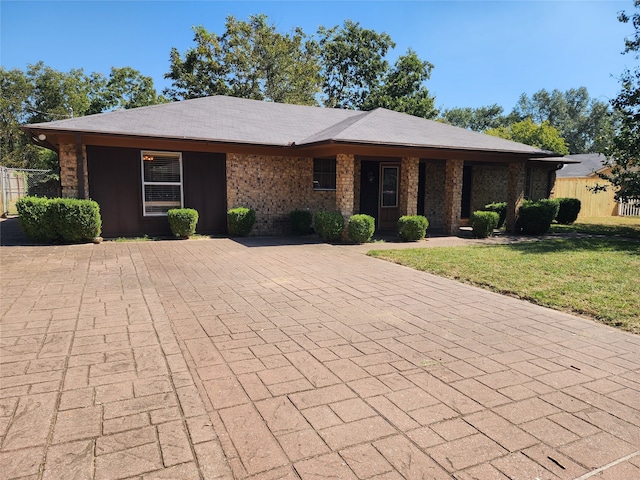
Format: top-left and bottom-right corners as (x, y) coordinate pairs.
(23, 96), (567, 238)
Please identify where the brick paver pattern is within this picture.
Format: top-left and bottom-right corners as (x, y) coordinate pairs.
(1, 237), (639, 479)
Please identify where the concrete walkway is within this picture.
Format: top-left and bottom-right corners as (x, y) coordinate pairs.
(1, 227), (639, 479)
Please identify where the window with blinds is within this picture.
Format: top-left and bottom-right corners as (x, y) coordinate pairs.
(141, 151), (183, 215)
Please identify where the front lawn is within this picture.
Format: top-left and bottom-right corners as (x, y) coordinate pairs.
(368, 237), (640, 333)
(550, 215), (640, 238)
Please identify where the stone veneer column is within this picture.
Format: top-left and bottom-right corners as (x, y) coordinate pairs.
(336, 154), (355, 219)
(399, 157), (419, 216)
(506, 161), (526, 233)
(443, 158), (464, 235)
(58, 143), (88, 199)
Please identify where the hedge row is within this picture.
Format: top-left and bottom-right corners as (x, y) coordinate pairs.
(16, 196), (102, 243)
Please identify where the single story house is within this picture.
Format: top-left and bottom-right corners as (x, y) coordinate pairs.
(22, 95), (570, 237)
(552, 153), (618, 217)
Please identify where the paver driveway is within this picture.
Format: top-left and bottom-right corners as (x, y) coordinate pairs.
(1, 234), (639, 479)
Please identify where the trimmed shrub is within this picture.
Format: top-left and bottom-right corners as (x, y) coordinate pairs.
(517, 199), (560, 235)
(555, 197), (581, 224)
(50, 199), (102, 242)
(484, 202), (507, 229)
(290, 209), (313, 235)
(314, 211), (344, 243)
(470, 211), (499, 238)
(398, 215), (429, 241)
(16, 196), (57, 242)
(227, 207), (256, 236)
(16, 196), (101, 243)
(168, 208), (199, 238)
(347, 214), (375, 244)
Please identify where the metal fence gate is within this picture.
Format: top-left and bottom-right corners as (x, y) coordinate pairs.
(1, 167), (60, 216)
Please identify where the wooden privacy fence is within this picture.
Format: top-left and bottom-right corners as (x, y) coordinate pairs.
(553, 177), (618, 218)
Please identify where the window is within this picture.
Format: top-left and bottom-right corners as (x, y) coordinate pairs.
(381, 166), (398, 207)
(313, 157), (336, 190)
(141, 151), (183, 216)
(524, 166), (533, 200)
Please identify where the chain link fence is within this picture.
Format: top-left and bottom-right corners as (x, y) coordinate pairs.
(1, 166), (60, 216)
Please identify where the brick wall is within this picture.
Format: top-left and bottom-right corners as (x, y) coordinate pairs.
(336, 154), (355, 219)
(422, 160), (446, 230)
(59, 143), (88, 198)
(226, 153), (336, 235)
(530, 165), (556, 200)
(443, 159), (464, 235)
(400, 157), (419, 216)
(471, 165), (508, 212)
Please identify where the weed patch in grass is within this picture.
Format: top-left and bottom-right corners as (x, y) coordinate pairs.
(368, 238), (640, 333)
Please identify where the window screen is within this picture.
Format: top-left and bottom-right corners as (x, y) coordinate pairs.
(141, 151), (183, 215)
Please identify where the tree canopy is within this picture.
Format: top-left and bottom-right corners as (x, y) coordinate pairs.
(164, 15), (321, 105)
(485, 119), (569, 155)
(164, 16), (438, 117)
(598, 0), (640, 202)
(0, 63), (164, 169)
(512, 87), (613, 154)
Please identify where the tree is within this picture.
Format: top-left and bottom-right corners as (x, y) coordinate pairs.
(164, 15), (321, 105)
(362, 49), (437, 118)
(596, 0), (640, 202)
(440, 104), (506, 131)
(512, 87), (613, 154)
(318, 20), (394, 109)
(1, 63), (163, 169)
(485, 119), (569, 155)
(88, 67), (166, 114)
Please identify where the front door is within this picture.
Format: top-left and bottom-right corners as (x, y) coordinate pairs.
(379, 164), (400, 229)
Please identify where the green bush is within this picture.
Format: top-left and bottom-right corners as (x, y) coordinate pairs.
(51, 199), (102, 242)
(290, 209), (313, 235)
(16, 196), (57, 242)
(517, 199), (560, 235)
(398, 215), (429, 241)
(16, 196), (101, 243)
(227, 207), (256, 236)
(484, 202), (507, 229)
(471, 211), (499, 238)
(555, 197), (581, 224)
(347, 214), (375, 244)
(168, 208), (199, 238)
(314, 211), (344, 242)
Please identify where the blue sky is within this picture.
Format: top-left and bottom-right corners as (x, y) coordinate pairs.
(1, 1), (635, 112)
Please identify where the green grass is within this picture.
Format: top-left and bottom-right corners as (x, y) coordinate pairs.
(368, 237), (640, 333)
(550, 216), (640, 238)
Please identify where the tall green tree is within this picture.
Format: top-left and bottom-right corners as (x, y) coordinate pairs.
(599, 0), (640, 201)
(362, 49), (437, 118)
(440, 104), (506, 131)
(164, 15), (321, 105)
(1, 63), (163, 169)
(318, 20), (394, 109)
(512, 87), (612, 154)
(88, 67), (166, 114)
(485, 119), (569, 155)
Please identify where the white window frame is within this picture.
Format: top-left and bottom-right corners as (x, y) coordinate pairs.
(141, 150), (184, 216)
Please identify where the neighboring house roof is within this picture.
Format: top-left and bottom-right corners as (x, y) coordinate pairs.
(23, 95), (564, 158)
(556, 153), (609, 178)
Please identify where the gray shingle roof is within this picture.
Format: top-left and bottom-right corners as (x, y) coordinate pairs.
(26, 95), (559, 156)
(556, 153), (608, 177)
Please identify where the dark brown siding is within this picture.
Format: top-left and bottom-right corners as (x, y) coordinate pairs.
(87, 146), (227, 238)
(183, 151), (227, 234)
